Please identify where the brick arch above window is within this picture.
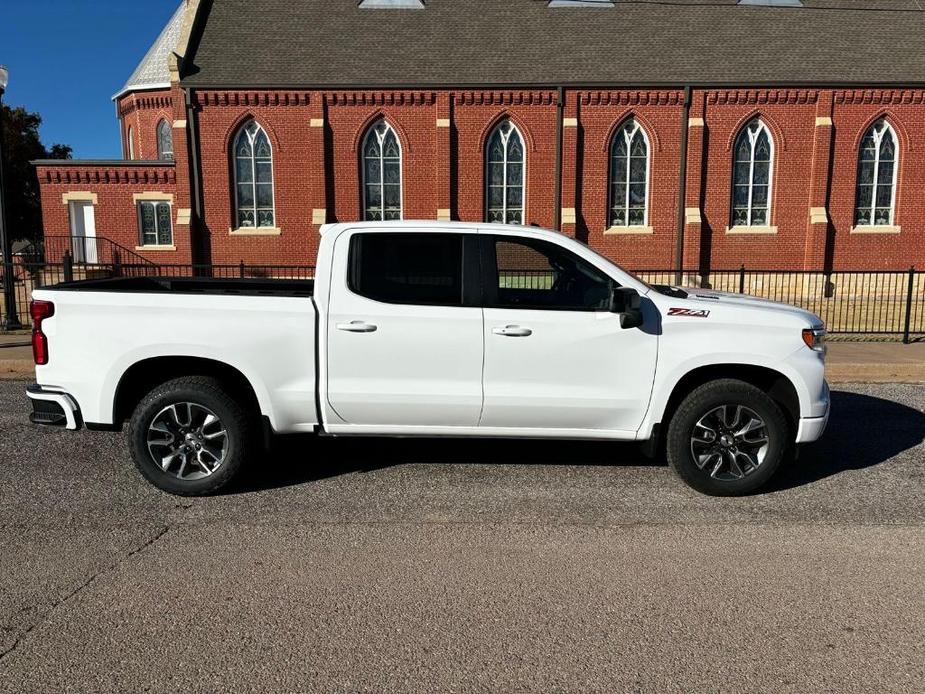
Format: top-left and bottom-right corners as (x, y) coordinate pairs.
(478, 110), (537, 154)
(352, 111), (413, 156)
(725, 110), (787, 153)
(852, 111), (912, 155)
(600, 111), (661, 153)
(222, 113), (283, 156)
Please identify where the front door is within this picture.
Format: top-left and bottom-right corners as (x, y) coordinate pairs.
(325, 229), (484, 427)
(479, 234), (657, 434)
(68, 201), (97, 264)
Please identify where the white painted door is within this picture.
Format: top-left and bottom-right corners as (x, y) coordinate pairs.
(479, 234), (657, 434)
(68, 201), (97, 264)
(325, 230), (484, 426)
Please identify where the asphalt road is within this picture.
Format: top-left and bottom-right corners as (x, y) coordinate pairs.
(0, 380), (923, 693)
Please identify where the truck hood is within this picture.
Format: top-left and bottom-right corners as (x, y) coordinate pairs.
(653, 286), (823, 327)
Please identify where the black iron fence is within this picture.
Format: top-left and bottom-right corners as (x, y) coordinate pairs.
(2, 255), (924, 341)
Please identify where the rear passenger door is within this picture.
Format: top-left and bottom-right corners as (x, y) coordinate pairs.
(326, 230), (484, 427)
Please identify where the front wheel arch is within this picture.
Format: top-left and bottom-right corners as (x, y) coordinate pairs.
(658, 364), (800, 441)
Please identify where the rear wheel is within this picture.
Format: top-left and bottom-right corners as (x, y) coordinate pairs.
(666, 379), (789, 496)
(127, 376), (254, 495)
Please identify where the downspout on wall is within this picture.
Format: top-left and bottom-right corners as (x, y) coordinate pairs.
(184, 87), (206, 265)
(553, 86), (565, 230)
(674, 86), (692, 285)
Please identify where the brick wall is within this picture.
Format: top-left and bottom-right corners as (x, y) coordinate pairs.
(36, 86), (925, 272)
(117, 90), (174, 161)
(34, 163), (189, 264)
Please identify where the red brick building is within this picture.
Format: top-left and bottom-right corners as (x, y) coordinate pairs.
(34, 0), (925, 272)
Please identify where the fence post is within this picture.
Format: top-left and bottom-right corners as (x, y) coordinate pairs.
(239, 260), (245, 279)
(902, 266), (915, 344)
(738, 264), (746, 294)
(63, 250), (73, 283)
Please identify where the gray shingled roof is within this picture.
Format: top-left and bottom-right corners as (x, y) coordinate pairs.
(115, 3), (185, 98)
(179, 0), (925, 88)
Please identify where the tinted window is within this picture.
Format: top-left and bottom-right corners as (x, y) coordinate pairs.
(349, 233), (464, 306)
(490, 237), (613, 311)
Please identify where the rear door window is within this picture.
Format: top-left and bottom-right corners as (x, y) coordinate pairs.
(348, 233), (464, 306)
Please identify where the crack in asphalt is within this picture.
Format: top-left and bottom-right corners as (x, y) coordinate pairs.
(0, 525), (170, 664)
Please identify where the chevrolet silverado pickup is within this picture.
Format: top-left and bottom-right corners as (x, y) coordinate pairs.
(26, 221), (829, 496)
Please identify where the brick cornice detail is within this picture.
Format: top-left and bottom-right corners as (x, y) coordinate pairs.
(119, 94), (173, 117)
(706, 90), (819, 106)
(36, 166), (177, 186)
(453, 91), (556, 106)
(196, 91), (315, 107)
(326, 92), (437, 106)
(579, 90), (684, 106)
(834, 89), (925, 105)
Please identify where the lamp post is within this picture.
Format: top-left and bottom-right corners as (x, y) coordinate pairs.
(0, 65), (23, 330)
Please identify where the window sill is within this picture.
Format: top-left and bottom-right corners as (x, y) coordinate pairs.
(229, 227), (282, 236)
(604, 225), (654, 235)
(850, 225), (901, 235)
(136, 245), (176, 251)
(725, 225), (778, 235)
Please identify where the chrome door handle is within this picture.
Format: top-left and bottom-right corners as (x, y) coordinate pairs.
(336, 320), (378, 333)
(492, 325), (533, 337)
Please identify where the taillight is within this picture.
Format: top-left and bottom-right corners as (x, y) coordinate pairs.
(30, 300), (54, 366)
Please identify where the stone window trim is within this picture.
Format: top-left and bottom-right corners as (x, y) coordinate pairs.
(61, 192), (98, 205)
(485, 119), (526, 225)
(608, 118), (650, 229)
(232, 120), (277, 232)
(730, 118), (775, 229)
(136, 198), (174, 248)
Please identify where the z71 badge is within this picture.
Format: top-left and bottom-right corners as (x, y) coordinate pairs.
(668, 308), (711, 318)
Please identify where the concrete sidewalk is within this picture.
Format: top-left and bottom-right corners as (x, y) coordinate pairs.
(1, 336), (923, 382)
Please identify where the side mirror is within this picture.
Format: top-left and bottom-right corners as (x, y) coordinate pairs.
(611, 286), (644, 330)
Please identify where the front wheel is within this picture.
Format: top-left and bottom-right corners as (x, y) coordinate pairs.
(666, 379), (790, 496)
(127, 376), (254, 495)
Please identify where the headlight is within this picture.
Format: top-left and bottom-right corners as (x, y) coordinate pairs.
(802, 327), (827, 353)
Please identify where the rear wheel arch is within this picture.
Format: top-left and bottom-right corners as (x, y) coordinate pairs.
(113, 357), (264, 428)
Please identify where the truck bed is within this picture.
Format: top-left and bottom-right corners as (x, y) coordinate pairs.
(46, 276), (314, 297)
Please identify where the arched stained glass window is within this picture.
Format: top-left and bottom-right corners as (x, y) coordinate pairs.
(233, 121), (275, 229)
(731, 119), (773, 227)
(855, 120), (898, 227)
(609, 119), (649, 227)
(486, 120), (525, 224)
(156, 119), (173, 161)
(362, 121), (402, 221)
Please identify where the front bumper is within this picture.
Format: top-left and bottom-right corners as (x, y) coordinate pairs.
(26, 384), (82, 430)
(795, 379), (830, 444)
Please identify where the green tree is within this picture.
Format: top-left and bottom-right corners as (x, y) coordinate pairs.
(1, 105), (72, 244)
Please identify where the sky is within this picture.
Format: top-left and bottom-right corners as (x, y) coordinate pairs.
(0, 0), (181, 158)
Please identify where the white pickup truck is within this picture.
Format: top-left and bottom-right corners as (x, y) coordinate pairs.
(26, 221), (829, 496)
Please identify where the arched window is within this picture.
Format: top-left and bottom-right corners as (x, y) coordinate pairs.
(127, 126), (135, 160)
(731, 119), (773, 227)
(609, 119), (649, 227)
(156, 119), (173, 161)
(362, 120), (402, 221)
(486, 120), (525, 224)
(233, 120), (275, 229)
(855, 119), (898, 227)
